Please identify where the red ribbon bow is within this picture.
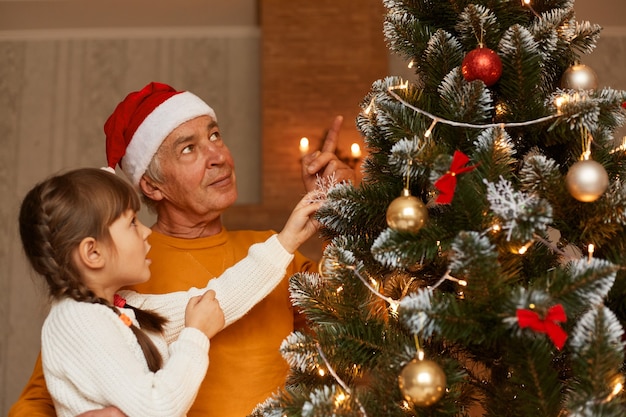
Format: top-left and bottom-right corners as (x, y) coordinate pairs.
(434, 150), (478, 204)
(516, 304), (567, 350)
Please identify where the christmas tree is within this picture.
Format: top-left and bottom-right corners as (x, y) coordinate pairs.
(253, 0), (626, 416)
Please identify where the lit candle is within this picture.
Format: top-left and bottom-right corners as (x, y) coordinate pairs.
(299, 137), (309, 155)
(350, 143), (362, 158)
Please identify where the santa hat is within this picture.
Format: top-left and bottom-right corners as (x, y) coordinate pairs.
(104, 82), (216, 187)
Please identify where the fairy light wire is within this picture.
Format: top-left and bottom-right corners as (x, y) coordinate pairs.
(348, 265), (397, 306)
(522, 0), (542, 19)
(316, 342), (368, 416)
(386, 87), (559, 130)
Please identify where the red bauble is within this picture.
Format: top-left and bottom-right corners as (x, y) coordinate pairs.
(461, 47), (503, 87)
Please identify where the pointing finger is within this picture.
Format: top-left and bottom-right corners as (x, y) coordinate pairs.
(320, 115), (344, 153)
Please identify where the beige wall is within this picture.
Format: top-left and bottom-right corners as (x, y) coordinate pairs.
(1, 0), (625, 415)
(0, 1), (264, 413)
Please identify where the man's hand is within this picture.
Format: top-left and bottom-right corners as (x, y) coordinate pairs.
(301, 115), (356, 192)
(77, 407), (126, 417)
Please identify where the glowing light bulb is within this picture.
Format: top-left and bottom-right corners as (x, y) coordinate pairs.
(518, 242), (533, 254)
(364, 98), (375, 115)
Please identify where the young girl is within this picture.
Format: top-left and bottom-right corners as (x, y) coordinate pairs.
(18, 167), (321, 417)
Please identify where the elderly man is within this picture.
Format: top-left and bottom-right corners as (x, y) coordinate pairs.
(10, 82), (354, 417)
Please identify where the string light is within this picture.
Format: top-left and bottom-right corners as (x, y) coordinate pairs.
(430, 269), (469, 290)
(389, 301), (400, 315)
(554, 95), (568, 111)
(521, 0), (541, 18)
(517, 241), (533, 254)
(611, 380), (623, 398)
(495, 102), (508, 116)
(387, 86), (559, 130)
(364, 98), (376, 115)
(609, 136), (626, 154)
(605, 375), (624, 402)
(334, 392), (347, 406)
(389, 80), (409, 91)
(315, 343), (368, 416)
(424, 119), (438, 138)
(479, 222), (502, 239)
(348, 265), (398, 308)
(587, 244), (594, 263)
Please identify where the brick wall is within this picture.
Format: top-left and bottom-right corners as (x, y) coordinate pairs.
(224, 0), (389, 260)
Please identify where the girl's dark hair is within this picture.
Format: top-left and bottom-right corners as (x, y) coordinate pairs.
(19, 167), (167, 372)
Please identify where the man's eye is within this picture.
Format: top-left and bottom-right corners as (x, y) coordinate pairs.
(209, 132), (220, 142)
(182, 144), (193, 154)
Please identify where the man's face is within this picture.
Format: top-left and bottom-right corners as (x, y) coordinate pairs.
(153, 115), (237, 221)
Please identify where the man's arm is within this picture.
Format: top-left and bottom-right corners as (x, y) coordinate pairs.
(8, 353), (55, 417)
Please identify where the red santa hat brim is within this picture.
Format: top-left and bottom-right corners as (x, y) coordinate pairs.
(104, 82), (215, 187)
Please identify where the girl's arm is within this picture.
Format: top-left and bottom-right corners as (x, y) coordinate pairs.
(122, 234), (294, 343)
(123, 193), (321, 340)
(42, 301), (208, 417)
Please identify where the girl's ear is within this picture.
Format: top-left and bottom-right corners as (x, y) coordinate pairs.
(139, 176), (164, 201)
(76, 237), (105, 270)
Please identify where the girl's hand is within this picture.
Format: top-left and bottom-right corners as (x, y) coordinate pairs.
(276, 192), (322, 254)
(185, 290), (224, 339)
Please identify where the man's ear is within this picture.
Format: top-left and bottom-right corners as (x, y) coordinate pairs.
(76, 237), (105, 270)
(139, 176), (164, 201)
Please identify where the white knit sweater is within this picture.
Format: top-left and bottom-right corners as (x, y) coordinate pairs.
(41, 234), (293, 417)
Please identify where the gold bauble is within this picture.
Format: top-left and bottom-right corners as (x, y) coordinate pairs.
(560, 64), (598, 90)
(386, 189), (428, 233)
(565, 159), (609, 202)
(398, 358), (447, 407)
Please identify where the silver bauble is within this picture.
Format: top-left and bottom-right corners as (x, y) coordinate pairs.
(560, 64), (598, 90)
(565, 159), (609, 202)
